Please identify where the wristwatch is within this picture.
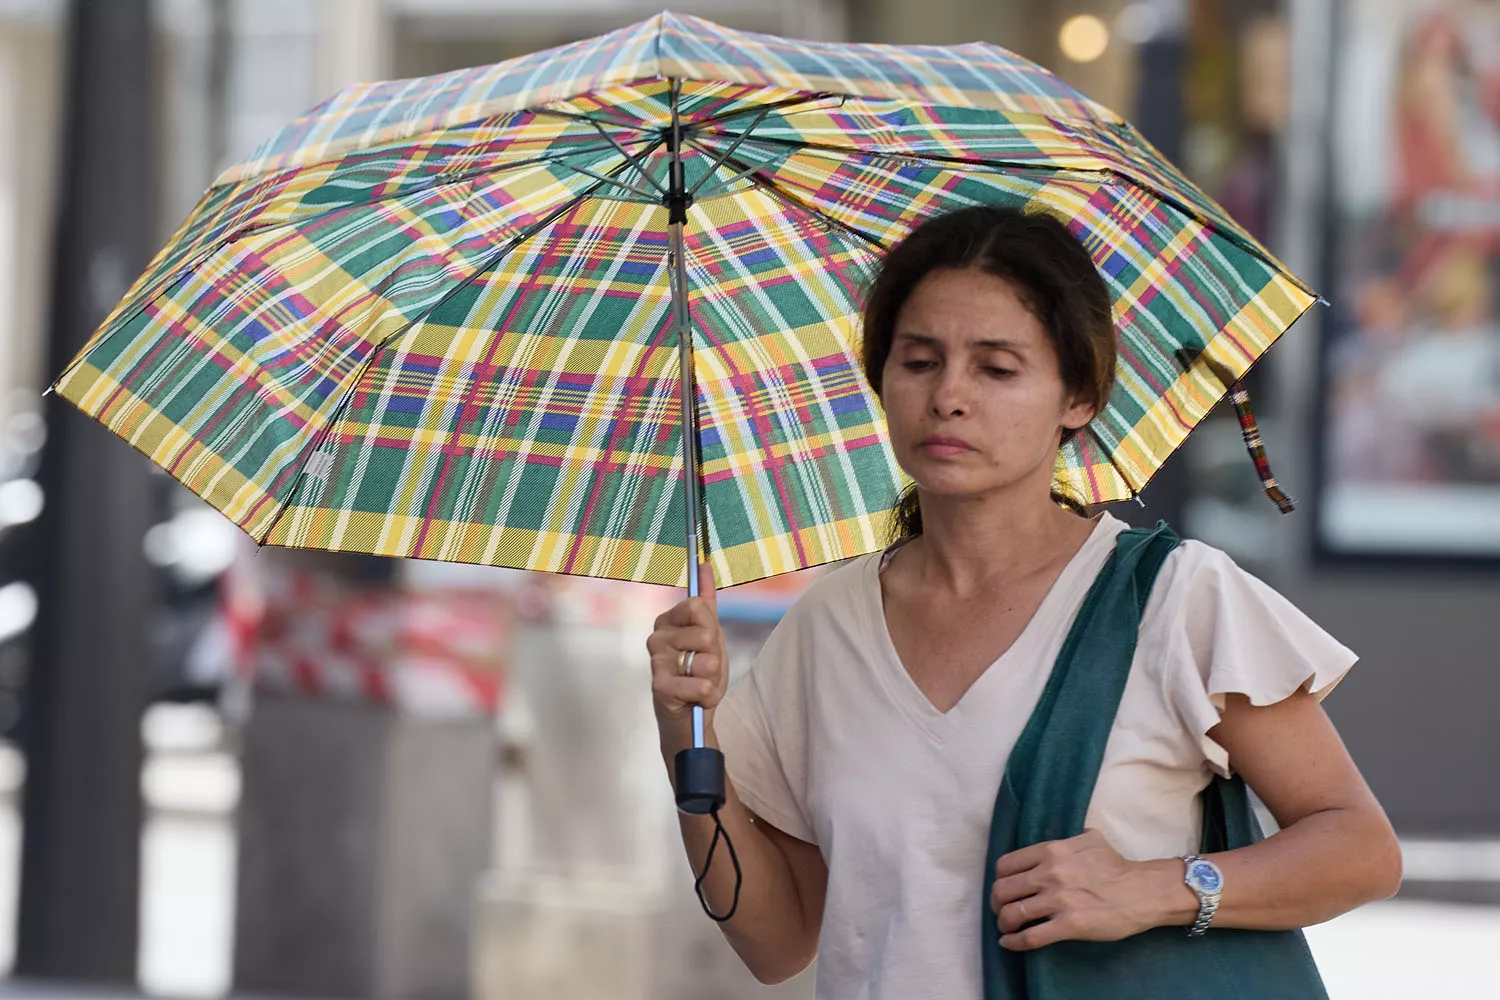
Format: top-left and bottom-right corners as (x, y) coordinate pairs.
(1180, 855), (1223, 937)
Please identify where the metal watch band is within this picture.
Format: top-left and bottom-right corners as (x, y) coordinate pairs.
(1182, 854), (1221, 937)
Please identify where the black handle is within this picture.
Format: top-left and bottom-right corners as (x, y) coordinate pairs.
(674, 746), (726, 815)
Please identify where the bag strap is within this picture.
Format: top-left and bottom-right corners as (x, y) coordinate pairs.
(1004, 522), (1181, 846)
(982, 522), (1181, 999)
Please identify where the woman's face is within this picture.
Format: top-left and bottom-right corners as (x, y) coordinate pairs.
(879, 267), (1096, 504)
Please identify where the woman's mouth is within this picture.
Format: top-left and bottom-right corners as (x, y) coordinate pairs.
(919, 435), (974, 457)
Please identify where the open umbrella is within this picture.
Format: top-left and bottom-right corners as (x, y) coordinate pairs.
(50, 12), (1315, 821)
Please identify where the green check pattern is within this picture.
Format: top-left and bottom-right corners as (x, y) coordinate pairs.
(55, 12), (1315, 587)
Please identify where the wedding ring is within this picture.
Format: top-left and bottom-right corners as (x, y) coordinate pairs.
(678, 649), (696, 675)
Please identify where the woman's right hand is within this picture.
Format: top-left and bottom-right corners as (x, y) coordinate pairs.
(647, 561), (729, 737)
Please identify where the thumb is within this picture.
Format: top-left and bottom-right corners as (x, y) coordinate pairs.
(697, 559), (717, 606)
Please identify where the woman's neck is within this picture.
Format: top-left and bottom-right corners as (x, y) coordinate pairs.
(904, 488), (1096, 600)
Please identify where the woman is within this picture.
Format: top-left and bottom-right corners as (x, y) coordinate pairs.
(646, 207), (1401, 998)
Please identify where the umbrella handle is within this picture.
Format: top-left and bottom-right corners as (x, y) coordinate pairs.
(674, 746), (726, 814)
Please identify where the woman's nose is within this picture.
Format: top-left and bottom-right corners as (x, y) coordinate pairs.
(930, 370), (968, 417)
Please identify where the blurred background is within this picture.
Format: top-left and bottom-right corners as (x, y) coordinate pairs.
(0, 0), (1497, 997)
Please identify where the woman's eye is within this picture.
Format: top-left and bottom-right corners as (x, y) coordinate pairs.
(984, 367), (1015, 377)
(902, 360), (935, 371)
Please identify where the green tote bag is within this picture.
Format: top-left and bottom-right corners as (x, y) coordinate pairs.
(981, 523), (1329, 999)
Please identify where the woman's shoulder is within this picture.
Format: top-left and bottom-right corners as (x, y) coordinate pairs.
(1132, 531), (1283, 665)
(731, 550), (882, 685)
(722, 551), (881, 715)
(1134, 531), (1318, 653)
(1155, 535), (1234, 586)
(773, 549), (880, 624)
(1086, 514), (1234, 600)
(1137, 529), (1356, 699)
(1094, 515), (1239, 592)
(1149, 535), (1285, 611)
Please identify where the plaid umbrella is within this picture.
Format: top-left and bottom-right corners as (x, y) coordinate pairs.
(52, 11), (1316, 595)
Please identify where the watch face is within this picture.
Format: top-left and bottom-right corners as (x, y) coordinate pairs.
(1188, 860), (1223, 893)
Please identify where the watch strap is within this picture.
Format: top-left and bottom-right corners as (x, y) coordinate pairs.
(1181, 854), (1221, 937)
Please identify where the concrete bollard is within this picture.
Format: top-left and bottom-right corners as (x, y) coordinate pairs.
(233, 692), (494, 999)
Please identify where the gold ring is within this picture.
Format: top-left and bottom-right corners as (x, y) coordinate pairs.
(678, 649), (696, 675)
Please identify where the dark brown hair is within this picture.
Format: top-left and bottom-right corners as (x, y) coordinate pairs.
(861, 206), (1116, 541)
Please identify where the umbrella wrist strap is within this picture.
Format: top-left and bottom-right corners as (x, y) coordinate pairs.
(694, 808), (742, 923)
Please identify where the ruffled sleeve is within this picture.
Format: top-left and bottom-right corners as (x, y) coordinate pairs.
(714, 613), (818, 844)
(1154, 542), (1359, 777)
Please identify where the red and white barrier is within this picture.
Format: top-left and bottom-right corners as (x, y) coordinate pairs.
(219, 556), (509, 718)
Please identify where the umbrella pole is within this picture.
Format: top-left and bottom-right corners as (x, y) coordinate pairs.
(666, 79), (727, 817)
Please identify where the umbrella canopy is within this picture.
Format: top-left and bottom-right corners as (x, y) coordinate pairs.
(52, 11), (1316, 588)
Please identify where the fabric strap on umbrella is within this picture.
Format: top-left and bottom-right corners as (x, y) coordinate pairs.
(1227, 380), (1296, 514)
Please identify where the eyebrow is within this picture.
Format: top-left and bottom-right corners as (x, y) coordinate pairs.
(894, 333), (1028, 351)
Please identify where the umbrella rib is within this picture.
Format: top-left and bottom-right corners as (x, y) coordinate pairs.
(690, 158), (774, 202)
(531, 106), (659, 135)
(684, 91), (841, 131)
(561, 158), (661, 200)
(245, 133), (652, 237)
(272, 134), (645, 229)
(689, 141), (891, 253)
(256, 173), (619, 546)
(55, 137), (654, 390)
(698, 130), (1107, 180)
(535, 92), (838, 137)
(686, 107), (770, 198)
(702, 132), (1316, 296)
(582, 118), (669, 195)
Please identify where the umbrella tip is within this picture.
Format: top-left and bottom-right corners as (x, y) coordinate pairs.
(40, 384), (54, 398)
(1315, 295), (1331, 308)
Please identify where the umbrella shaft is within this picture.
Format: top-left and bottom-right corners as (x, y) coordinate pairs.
(670, 216), (707, 751)
(670, 220), (700, 596)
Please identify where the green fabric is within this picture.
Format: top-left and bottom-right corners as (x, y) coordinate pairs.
(982, 523), (1329, 999)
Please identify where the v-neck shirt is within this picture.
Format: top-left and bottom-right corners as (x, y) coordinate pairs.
(867, 527), (1094, 738)
(713, 512), (1357, 1000)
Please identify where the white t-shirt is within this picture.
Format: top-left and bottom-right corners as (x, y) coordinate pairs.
(713, 512), (1357, 1000)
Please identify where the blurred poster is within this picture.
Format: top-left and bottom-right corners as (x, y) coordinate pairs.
(1324, 0), (1500, 557)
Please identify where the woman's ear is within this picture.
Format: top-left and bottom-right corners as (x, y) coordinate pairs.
(1061, 392), (1097, 433)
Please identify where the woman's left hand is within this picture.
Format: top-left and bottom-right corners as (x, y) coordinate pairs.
(990, 830), (1190, 951)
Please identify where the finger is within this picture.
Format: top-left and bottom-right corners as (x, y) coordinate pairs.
(650, 643), (723, 679)
(651, 674), (719, 708)
(1000, 914), (1077, 952)
(645, 629), (677, 657)
(990, 870), (1043, 909)
(657, 596), (706, 628)
(650, 649), (721, 680)
(657, 601), (695, 628)
(647, 624), (716, 659)
(649, 632), (721, 667)
(995, 841), (1053, 879)
(698, 560), (717, 607)
(661, 594), (722, 631)
(997, 890), (1062, 934)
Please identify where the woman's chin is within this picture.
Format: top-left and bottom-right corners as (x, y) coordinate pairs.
(901, 461), (1048, 502)
(904, 473), (1013, 501)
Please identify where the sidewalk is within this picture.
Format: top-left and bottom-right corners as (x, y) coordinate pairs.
(2, 898), (1498, 999)
(0, 984), (305, 999)
(0, 984), (139, 999)
(1306, 898), (1500, 1000)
